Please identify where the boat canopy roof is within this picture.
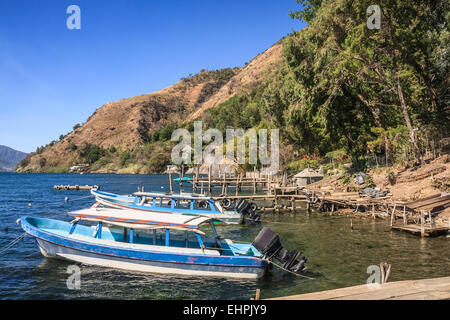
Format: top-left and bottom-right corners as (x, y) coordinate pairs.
(68, 207), (216, 233)
(133, 191), (212, 201)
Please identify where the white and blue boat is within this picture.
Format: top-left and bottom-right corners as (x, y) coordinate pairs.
(19, 213), (269, 279)
(90, 189), (257, 225)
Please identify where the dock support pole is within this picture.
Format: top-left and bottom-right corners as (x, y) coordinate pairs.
(221, 173), (225, 194)
(390, 202), (396, 228)
(403, 206), (407, 225)
(429, 211), (435, 229)
(420, 210), (425, 237)
(169, 172), (173, 193)
(208, 165), (212, 193)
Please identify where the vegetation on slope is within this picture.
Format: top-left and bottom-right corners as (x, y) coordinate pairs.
(16, 0), (449, 174)
(201, 0), (449, 173)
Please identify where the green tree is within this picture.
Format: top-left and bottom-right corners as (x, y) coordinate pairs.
(287, 0), (448, 163)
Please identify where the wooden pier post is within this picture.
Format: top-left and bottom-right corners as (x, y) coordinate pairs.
(180, 164), (184, 187)
(429, 212), (435, 229)
(275, 195), (279, 213)
(403, 206), (407, 225)
(221, 173), (225, 194)
(193, 166), (199, 192)
(169, 172), (173, 193)
(224, 174), (228, 196)
(390, 202), (396, 227)
(208, 165), (212, 193)
(420, 210), (425, 237)
(380, 263), (392, 284)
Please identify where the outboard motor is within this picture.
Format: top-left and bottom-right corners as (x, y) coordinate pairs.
(234, 199), (260, 223)
(252, 227), (307, 273)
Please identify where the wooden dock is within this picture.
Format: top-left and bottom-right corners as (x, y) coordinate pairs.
(170, 169), (449, 237)
(389, 193), (450, 237)
(391, 223), (449, 237)
(268, 276), (450, 300)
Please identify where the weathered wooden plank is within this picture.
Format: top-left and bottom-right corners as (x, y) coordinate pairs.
(268, 276), (450, 300)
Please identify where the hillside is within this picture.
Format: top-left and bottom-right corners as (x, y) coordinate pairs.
(15, 1), (449, 175)
(0, 145), (27, 172)
(16, 41), (283, 173)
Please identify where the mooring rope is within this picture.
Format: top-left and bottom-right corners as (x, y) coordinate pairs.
(27, 194), (94, 208)
(265, 259), (315, 280)
(203, 243), (315, 280)
(0, 232), (27, 256)
(244, 216), (308, 226)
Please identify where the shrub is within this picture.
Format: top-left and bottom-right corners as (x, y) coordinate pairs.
(341, 173), (351, 185)
(78, 143), (104, 164)
(386, 170), (396, 185)
(18, 157), (30, 168)
(39, 157), (46, 168)
(159, 123), (178, 142)
(364, 175), (376, 188)
(86, 147), (101, 164)
(120, 151), (131, 167)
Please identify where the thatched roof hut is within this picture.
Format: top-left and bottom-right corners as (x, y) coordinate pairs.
(294, 168), (323, 187)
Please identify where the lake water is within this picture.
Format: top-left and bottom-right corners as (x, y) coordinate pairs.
(0, 173), (448, 299)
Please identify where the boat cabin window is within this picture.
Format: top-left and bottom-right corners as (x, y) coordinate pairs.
(154, 197), (172, 208)
(138, 196), (154, 206)
(174, 199), (190, 209)
(193, 200), (211, 211)
(130, 228), (203, 249)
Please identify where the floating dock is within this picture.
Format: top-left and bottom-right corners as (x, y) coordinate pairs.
(268, 276), (450, 300)
(53, 185), (99, 191)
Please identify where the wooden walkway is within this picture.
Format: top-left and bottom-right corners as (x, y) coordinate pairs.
(391, 223), (450, 237)
(268, 276), (450, 300)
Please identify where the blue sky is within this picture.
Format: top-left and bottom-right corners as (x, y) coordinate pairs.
(0, 0), (306, 153)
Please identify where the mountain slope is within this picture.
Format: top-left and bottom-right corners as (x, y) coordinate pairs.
(16, 41), (283, 173)
(0, 145), (27, 172)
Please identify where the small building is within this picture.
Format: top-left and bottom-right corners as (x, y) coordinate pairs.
(166, 165), (179, 173)
(294, 168), (323, 187)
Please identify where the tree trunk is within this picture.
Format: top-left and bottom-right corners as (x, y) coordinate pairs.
(396, 77), (422, 163)
(357, 94), (392, 162)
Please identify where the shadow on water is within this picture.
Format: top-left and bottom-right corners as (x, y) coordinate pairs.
(0, 173), (448, 299)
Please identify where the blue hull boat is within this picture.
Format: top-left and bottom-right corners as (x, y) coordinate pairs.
(90, 189), (252, 225)
(20, 216), (268, 279)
